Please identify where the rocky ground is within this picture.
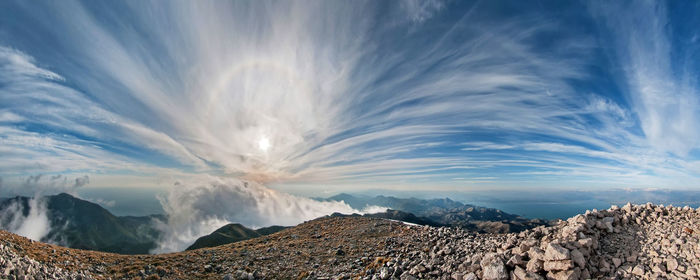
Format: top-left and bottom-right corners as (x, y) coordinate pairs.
(1, 203), (699, 279)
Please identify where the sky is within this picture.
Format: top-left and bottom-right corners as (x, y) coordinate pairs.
(1, 0), (700, 196)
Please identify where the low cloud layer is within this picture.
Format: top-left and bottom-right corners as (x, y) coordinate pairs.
(0, 197), (51, 241)
(0, 174), (89, 197)
(0, 174), (92, 244)
(152, 176), (365, 253)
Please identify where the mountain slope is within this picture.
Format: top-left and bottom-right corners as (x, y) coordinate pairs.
(254, 225), (287, 236)
(0, 193), (162, 254)
(186, 224), (259, 250)
(187, 209), (441, 251)
(186, 224), (288, 250)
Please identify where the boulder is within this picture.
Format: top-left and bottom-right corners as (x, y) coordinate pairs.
(543, 260), (573, 271)
(666, 257), (678, 272)
(598, 258), (610, 272)
(601, 217), (615, 233)
(631, 265), (645, 276)
(611, 257), (621, 268)
(622, 203), (633, 212)
(577, 238), (593, 249)
(480, 253), (508, 280)
(513, 266), (544, 280)
(507, 255), (526, 267)
(379, 267), (391, 280)
(570, 249), (585, 268)
(545, 268), (579, 280)
(528, 247), (545, 261)
(651, 263), (666, 274)
(526, 259), (544, 273)
(544, 244), (570, 261)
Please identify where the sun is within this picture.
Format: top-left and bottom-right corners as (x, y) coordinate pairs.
(258, 136), (271, 152)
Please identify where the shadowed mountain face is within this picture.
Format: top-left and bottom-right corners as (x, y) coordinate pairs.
(0, 193), (163, 254)
(322, 193), (551, 233)
(186, 224), (288, 251)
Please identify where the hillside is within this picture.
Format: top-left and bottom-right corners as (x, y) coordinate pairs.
(0, 193), (162, 254)
(186, 224), (288, 250)
(187, 209), (436, 251)
(1, 203), (699, 279)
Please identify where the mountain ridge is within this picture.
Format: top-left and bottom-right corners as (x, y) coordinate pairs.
(186, 224), (288, 251)
(0, 193), (163, 254)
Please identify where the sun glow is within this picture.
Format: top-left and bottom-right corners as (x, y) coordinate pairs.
(258, 136), (271, 152)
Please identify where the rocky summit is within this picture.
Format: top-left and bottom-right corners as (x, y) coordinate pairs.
(1, 203), (700, 279)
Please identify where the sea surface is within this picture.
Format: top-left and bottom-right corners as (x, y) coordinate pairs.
(453, 190), (700, 220)
(77, 187), (166, 216)
(357, 189), (700, 220)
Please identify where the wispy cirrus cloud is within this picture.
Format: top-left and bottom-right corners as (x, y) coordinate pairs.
(0, 0), (697, 194)
(588, 1), (700, 157)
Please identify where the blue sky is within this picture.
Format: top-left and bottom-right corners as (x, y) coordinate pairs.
(1, 0), (699, 194)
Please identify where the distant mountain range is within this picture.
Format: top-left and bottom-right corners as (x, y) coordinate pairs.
(329, 209), (443, 227)
(320, 193), (464, 215)
(0, 193), (163, 254)
(319, 193), (551, 233)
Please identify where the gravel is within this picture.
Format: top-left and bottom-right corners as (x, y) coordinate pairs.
(0, 241), (92, 280)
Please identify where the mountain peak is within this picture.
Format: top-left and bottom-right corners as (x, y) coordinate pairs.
(54, 192), (75, 198)
(0, 192), (161, 254)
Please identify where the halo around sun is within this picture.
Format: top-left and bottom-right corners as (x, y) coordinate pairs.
(258, 136), (271, 152)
